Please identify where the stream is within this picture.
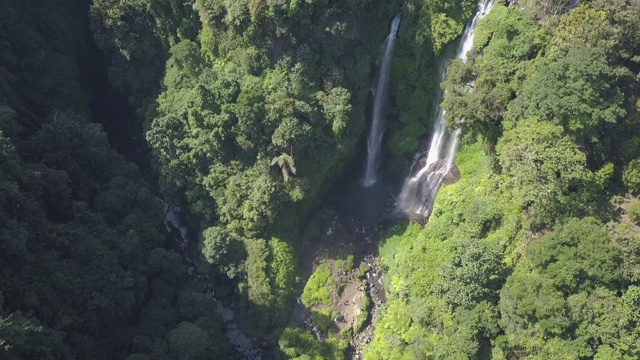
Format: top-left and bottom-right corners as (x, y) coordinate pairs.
(156, 3), (501, 357)
(161, 201), (263, 360)
(291, 170), (400, 357)
(158, 166), (399, 359)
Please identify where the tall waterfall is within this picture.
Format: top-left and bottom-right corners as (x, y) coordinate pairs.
(363, 15), (401, 187)
(396, 0), (496, 218)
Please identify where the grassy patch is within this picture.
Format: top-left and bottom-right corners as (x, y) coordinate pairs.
(301, 264), (333, 307)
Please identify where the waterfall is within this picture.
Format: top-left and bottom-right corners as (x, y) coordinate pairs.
(396, 0), (496, 218)
(363, 14), (401, 187)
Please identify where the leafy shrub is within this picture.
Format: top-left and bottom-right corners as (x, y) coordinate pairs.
(610, 195), (625, 205)
(357, 264), (370, 278)
(346, 255), (354, 271)
(341, 327), (353, 339)
(433, 238), (506, 311)
(355, 312), (369, 334)
(278, 325), (348, 359)
(623, 159), (640, 194)
(628, 201), (640, 223)
(311, 308), (335, 332)
(301, 265), (333, 307)
(463, 197), (502, 237)
(621, 137), (640, 163)
(355, 292), (371, 333)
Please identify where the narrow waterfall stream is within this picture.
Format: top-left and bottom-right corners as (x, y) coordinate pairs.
(363, 15), (401, 187)
(396, 0), (496, 219)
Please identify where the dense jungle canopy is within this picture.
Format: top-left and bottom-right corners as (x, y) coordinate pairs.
(1, 0), (640, 359)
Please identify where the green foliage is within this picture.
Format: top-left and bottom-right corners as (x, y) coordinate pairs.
(355, 292), (371, 333)
(142, 2), (411, 337)
(0, 102), (238, 359)
(621, 137), (640, 163)
(547, 5), (616, 61)
(0, 311), (68, 360)
(529, 218), (622, 290)
(628, 201), (640, 224)
(311, 308), (335, 332)
(611, 195), (625, 205)
(434, 238), (506, 311)
(496, 117), (594, 230)
(202, 226), (245, 278)
(357, 264), (371, 278)
(278, 325), (348, 359)
(244, 239), (275, 330)
(365, 1), (640, 358)
(316, 87), (353, 136)
(463, 197), (502, 237)
(168, 322), (212, 360)
(623, 159), (640, 194)
(506, 47), (625, 154)
(524, 0), (584, 20)
(388, 121), (427, 157)
(473, 3), (509, 51)
(90, 0), (197, 110)
(0, 3), (87, 112)
(365, 143), (503, 359)
(443, 3), (542, 151)
(607, 222), (640, 283)
(346, 255), (355, 271)
(386, 0), (477, 163)
(301, 264), (332, 308)
(268, 238), (297, 328)
(498, 218), (638, 358)
(591, 0), (640, 67)
(5, 0), (640, 358)
(0, 7), (234, 354)
(144, 0), (501, 350)
(430, 13), (464, 54)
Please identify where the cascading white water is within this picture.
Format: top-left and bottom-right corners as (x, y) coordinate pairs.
(363, 14), (401, 187)
(396, 0), (496, 218)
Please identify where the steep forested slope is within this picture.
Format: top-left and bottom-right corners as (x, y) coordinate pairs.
(1, 0), (486, 358)
(3, 0), (640, 359)
(365, 0), (640, 358)
(0, 2), (232, 359)
(90, 0), (480, 347)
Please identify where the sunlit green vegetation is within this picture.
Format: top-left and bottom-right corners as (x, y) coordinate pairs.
(355, 291), (371, 333)
(366, 0), (640, 358)
(301, 264), (333, 308)
(3, 0), (640, 358)
(278, 324), (348, 359)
